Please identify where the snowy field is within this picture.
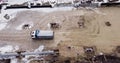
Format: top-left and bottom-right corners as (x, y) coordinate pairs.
(0, 7), (73, 31)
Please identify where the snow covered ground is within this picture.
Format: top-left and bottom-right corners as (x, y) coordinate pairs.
(0, 7), (73, 31)
(0, 45), (45, 63)
(0, 23), (7, 30)
(0, 45), (19, 54)
(16, 21), (33, 30)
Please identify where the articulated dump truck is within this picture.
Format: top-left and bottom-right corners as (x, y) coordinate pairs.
(31, 30), (54, 40)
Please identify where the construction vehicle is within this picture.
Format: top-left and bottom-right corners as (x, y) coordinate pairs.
(31, 30), (54, 40)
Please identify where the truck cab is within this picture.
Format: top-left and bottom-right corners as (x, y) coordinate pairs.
(31, 30), (36, 39)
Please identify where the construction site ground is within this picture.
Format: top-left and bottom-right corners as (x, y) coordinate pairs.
(0, 7), (120, 58)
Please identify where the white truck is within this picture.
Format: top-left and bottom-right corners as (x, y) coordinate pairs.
(31, 30), (54, 40)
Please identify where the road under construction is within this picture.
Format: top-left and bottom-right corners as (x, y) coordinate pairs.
(0, 0), (120, 63)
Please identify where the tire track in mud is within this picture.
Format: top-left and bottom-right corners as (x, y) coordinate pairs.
(0, 9), (102, 51)
(0, 30), (55, 51)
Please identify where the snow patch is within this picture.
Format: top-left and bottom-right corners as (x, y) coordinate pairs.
(0, 23), (7, 30)
(16, 22), (33, 30)
(31, 7), (73, 13)
(3, 7), (73, 15)
(0, 45), (19, 54)
(0, 7), (73, 31)
(11, 58), (18, 63)
(34, 45), (44, 52)
(0, 7), (73, 22)
(22, 45), (44, 63)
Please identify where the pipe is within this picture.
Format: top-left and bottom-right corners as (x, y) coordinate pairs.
(0, 51), (54, 58)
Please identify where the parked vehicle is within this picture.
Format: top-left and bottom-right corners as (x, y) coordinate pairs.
(31, 30), (54, 40)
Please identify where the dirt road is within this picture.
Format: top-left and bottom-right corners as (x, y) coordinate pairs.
(0, 7), (120, 57)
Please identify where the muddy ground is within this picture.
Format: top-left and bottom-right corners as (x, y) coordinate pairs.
(0, 7), (120, 58)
